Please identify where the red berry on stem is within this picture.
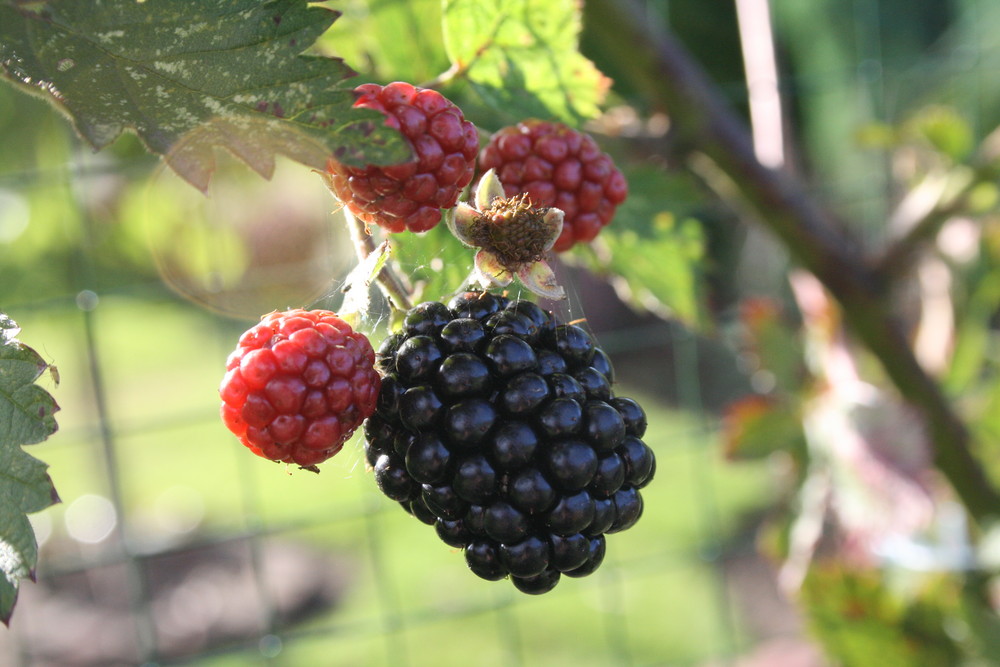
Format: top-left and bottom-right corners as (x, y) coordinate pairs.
(220, 309), (381, 468)
(324, 82), (479, 234)
(478, 120), (628, 252)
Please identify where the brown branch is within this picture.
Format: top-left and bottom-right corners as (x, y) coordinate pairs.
(585, 0), (1000, 522)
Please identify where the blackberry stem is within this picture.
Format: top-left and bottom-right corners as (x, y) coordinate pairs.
(344, 208), (414, 312)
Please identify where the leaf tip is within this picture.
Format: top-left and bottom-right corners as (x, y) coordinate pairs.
(0, 599), (13, 628)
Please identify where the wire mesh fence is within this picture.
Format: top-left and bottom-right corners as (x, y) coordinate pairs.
(0, 272), (773, 666)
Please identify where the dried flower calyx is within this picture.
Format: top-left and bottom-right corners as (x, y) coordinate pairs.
(448, 169), (565, 299)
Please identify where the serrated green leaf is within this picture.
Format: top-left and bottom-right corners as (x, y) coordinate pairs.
(569, 165), (708, 324)
(0, 348), (58, 447)
(442, 0), (609, 125)
(0, 0), (411, 191)
(0, 314), (18, 339)
(0, 314), (59, 626)
(582, 215), (705, 326)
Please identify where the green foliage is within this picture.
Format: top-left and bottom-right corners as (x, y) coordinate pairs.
(442, 0), (608, 125)
(571, 166), (707, 325)
(801, 565), (964, 667)
(0, 0), (411, 190)
(320, 0), (448, 85)
(859, 107), (976, 166)
(906, 106), (975, 163)
(943, 218), (1000, 484)
(592, 214), (705, 324)
(0, 314), (59, 626)
(961, 573), (1000, 662)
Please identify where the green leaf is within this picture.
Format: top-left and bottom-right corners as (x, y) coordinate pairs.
(442, 0), (609, 125)
(905, 106), (974, 163)
(0, 0), (411, 191)
(0, 313), (59, 626)
(946, 257), (1000, 396)
(801, 565), (964, 667)
(569, 165), (710, 325)
(579, 213), (705, 326)
(320, 0), (449, 85)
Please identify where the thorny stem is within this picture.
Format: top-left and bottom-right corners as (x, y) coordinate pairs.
(586, 0), (1000, 523)
(343, 208), (414, 312)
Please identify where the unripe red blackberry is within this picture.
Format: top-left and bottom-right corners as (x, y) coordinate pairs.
(364, 292), (654, 593)
(220, 309), (380, 468)
(478, 120), (628, 251)
(323, 81), (479, 233)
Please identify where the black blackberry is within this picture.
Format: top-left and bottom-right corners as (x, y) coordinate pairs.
(365, 292), (654, 594)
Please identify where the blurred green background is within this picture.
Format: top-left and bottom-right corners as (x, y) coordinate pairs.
(3, 0), (999, 664)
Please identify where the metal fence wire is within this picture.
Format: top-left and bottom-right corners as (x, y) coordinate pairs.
(1, 121), (759, 667)
(0, 274), (760, 667)
(2, 0), (993, 664)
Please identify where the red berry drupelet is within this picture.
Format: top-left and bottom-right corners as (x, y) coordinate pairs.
(220, 310), (380, 468)
(364, 292), (654, 594)
(324, 81), (480, 234)
(478, 120), (629, 252)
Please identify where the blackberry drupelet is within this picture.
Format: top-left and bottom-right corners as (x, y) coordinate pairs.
(365, 291), (654, 594)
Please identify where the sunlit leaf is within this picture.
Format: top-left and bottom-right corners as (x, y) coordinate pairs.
(319, 0), (448, 85)
(905, 106), (974, 163)
(581, 213), (705, 326)
(0, 313), (59, 626)
(0, 0), (411, 191)
(442, 0), (609, 124)
(568, 164), (708, 324)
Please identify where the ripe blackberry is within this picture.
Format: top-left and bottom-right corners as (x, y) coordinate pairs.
(220, 309), (380, 468)
(478, 120), (628, 251)
(323, 81), (479, 233)
(365, 292), (654, 593)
